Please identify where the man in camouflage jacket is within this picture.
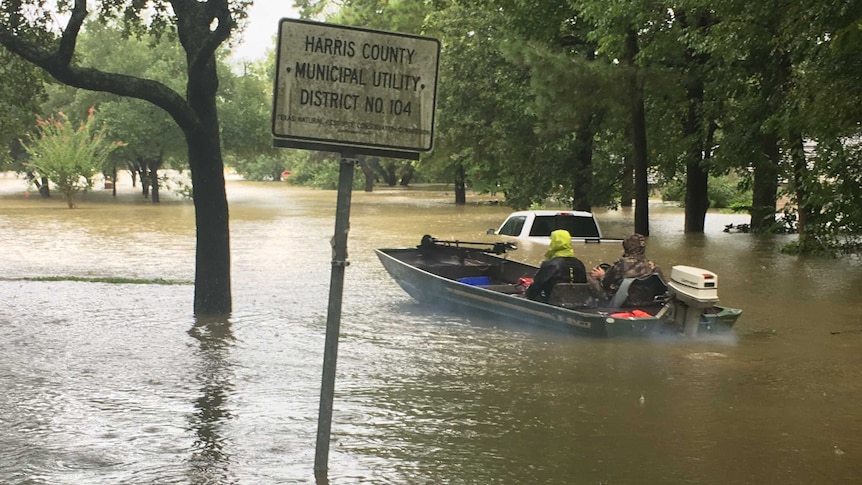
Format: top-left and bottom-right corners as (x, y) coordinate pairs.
(588, 233), (664, 303)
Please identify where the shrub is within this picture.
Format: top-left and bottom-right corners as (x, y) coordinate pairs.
(21, 108), (122, 208)
(660, 174), (751, 209)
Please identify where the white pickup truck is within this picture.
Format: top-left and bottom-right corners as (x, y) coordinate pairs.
(488, 210), (620, 244)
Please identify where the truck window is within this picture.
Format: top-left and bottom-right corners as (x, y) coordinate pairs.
(498, 216), (526, 236)
(528, 215), (600, 238)
(528, 217), (554, 236)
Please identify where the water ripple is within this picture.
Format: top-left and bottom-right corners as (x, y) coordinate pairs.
(3, 180), (862, 483)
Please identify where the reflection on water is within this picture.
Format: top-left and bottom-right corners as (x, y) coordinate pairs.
(2, 174), (862, 483)
(187, 317), (236, 484)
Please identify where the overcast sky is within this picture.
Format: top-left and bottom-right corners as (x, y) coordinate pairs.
(231, 1), (300, 62)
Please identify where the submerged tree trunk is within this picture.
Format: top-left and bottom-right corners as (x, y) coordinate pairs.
(384, 162), (397, 186)
(359, 159), (375, 192)
(624, 28), (650, 236)
(750, 133), (780, 233)
(137, 157), (150, 199)
(141, 170), (150, 197)
(684, 159), (709, 232)
(179, 2), (232, 316)
(570, 120), (595, 212)
(27, 172), (51, 197)
(188, 129), (231, 315)
(683, 73), (709, 233)
(61, 185), (75, 208)
(399, 163), (414, 186)
(679, 9), (714, 233)
(620, 149), (634, 208)
(150, 166), (160, 203)
(148, 152), (164, 204)
(29, 174), (51, 197)
(789, 133), (814, 242)
(357, 155), (378, 192)
(111, 164), (117, 197)
(454, 162), (466, 205)
(751, 41), (789, 235)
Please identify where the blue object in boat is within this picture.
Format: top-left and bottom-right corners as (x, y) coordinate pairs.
(457, 276), (490, 286)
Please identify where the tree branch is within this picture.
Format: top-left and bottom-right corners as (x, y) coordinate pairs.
(57, 0), (87, 66)
(0, 21), (197, 130)
(170, 0), (234, 74)
(192, 0), (234, 72)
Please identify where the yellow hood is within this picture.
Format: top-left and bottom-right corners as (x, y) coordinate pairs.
(544, 229), (574, 259)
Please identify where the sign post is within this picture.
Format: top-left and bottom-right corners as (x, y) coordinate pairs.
(314, 154), (354, 478)
(271, 19), (440, 478)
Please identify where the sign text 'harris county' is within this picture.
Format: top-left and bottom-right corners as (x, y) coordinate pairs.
(272, 19), (440, 157)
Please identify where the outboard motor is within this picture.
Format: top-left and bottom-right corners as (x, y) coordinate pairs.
(665, 265), (720, 337)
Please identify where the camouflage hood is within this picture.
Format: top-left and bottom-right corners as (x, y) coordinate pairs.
(622, 233), (647, 257)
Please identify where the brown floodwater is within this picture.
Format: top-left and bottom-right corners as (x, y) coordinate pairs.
(1, 172), (861, 484)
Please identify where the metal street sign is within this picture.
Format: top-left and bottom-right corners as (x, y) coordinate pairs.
(272, 19), (440, 159)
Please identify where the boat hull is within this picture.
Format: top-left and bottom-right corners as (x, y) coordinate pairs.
(375, 246), (741, 338)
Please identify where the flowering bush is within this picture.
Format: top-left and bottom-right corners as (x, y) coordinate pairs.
(21, 107), (123, 208)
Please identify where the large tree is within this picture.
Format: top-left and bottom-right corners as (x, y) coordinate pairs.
(671, 7), (716, 233)
(0, 0), (251, 315)
(75, 21), (188, 201)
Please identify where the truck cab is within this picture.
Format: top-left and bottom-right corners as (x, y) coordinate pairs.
(489, 210), (607, 244)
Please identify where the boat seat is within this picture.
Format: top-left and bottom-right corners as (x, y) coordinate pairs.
(609, 273), (669, 308)
(548, 283), (598, 308)
(477, 284), (524, 294)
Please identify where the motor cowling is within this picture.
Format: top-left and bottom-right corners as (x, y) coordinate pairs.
(666, 265), (720, 337)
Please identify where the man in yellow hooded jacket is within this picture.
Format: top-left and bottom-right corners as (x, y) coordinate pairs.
(525, 229), (588, 303)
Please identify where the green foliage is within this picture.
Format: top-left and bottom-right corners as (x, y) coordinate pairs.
(661, 178), (685, 203)
(293, 0), (862, 254)
(661, 173), (752, 209)
(286, 151), (364, 190)
(229, 153), (289, 181)
(781, 138), (862, 252)
(41, 19), (282, 177)
(709, 175), (752, 209)
(325, 0), (428, 33)
(466, 165), (503, 195)
(16, 0), (857, 256)
(781, 237), (862, 258)
(1, 0), (256, 315)
(219, 57), (276, 161)
(21, 108), (123, 208)
(0, 46), (46, 168)
(426, 2), (542, 206)
(69, 22), (187, 166)
(160, 171), (194, 199)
